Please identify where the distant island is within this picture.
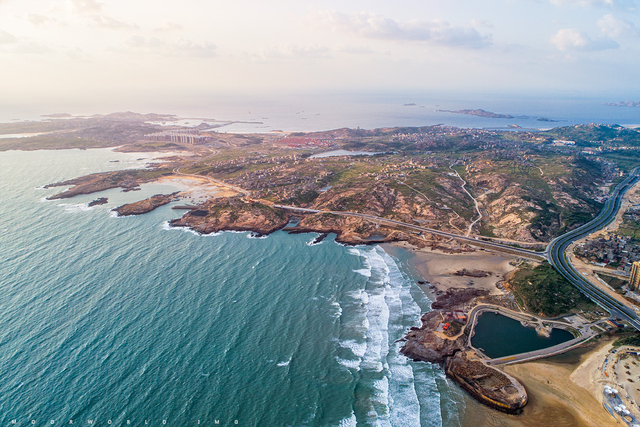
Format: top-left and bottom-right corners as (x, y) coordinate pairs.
(403, 103), (417, 106)
(437, 109), (529, 119)
(605, 101), (640, 107)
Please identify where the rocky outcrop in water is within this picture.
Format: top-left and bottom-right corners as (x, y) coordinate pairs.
(113, 192), (179, 216)
(400, 289), (528, 414)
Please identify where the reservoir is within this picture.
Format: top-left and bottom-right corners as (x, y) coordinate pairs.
(471, 312), (574, 359)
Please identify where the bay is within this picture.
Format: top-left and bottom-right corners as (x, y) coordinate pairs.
(0, 148), (465, 426)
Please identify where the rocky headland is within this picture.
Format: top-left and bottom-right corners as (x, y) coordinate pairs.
(400, 288), (528, 414)
(113, 192), (180, 216)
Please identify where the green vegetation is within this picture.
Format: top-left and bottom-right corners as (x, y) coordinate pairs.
(613, 333), (640, 347)
(541, 124), (640, 147)
(281, 190), (320, 206)
(598, 273), (628, 292)
(511, 262), (594, 317)
(618, 217), (640, 240)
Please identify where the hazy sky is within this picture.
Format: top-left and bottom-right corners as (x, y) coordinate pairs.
(1, 0), (639, 109)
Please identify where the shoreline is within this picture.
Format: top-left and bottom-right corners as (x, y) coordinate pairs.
(388, 240), (620, 424)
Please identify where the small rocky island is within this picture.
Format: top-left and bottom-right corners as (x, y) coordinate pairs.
(437, 109), (518, 119)
(88, 197), (108, 207)
(113, 192), (179, 217)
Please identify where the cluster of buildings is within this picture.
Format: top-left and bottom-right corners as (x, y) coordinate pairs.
(143, 129), (212, 145)
(275, 137), (335, 149)
(574, 235), (640, 274)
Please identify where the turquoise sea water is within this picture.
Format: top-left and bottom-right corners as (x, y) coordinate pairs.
(0, 149), (465, 426)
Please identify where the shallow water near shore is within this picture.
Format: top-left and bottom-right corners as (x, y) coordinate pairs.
(0, 148), (466, 426)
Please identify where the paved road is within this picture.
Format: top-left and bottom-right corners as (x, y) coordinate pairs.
(273, 205), (546, 260)
(548, 167), (640, 330)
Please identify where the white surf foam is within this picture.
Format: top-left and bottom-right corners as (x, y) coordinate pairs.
(330, 300), (343, 319)
(246, 232), (268, 239)
(343, 245), (425, 427)
(337, 413), (357, 427)
(276, 357), (291, 367)
(338, 339), (366, 359)
(60, 203), (92, 213)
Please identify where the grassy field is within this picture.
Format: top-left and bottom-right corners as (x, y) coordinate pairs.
(510, 262), (595, 317)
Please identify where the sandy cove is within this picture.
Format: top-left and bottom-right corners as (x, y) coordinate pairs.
(154, 175), (238, 202)
(387, 241), (521, 297)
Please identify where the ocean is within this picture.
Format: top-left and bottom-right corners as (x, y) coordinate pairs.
(2, 91), (639, 132)
(0, 148), (466, 426)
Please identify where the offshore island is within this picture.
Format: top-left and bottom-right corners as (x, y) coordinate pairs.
(5, 112), (640, 425)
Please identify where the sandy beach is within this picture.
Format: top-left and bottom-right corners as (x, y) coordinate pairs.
(154, 175), (238, 203)
(390, 241), (522, 296)
(461, 340), (618, 427)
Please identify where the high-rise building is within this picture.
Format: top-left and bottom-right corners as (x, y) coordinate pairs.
(630, 262), (640, 292)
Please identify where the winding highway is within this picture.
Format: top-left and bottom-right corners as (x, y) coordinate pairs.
(548, 167), (640, 330)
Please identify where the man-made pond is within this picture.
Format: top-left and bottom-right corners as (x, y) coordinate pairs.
(470, 312), (574, 359)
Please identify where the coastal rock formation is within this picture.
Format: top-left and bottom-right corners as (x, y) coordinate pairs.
(88, 197), (108, 206)
(113, 192), (179, 216)
(169, 197), (290, 236)
(400, 288), (528, 414)
(45, 169), (172, 200)
(401, 311), (467, 363)
(446, 351), (528, 413)
(437, 109), (516, 119)
(454, 269), (491, 278)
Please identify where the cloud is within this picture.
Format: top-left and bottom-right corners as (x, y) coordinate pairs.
(0, 29), (50, 54)
(70, 0), (104, 14)
(471, 19), (494, 29)
(598, 14), (640, 38)
(551, 28), (619, 50)
(262, 44), (330, 58)
(70, 0), (138, 30)
(317, 11), (492, 49)
(336, 44), (374, 54)
(26, 13), (58, 26)
(0, 29), (17, 44)
(153, 22), (184, 32)
(121, 35), (217, 58)
(549, 0), (638, 10)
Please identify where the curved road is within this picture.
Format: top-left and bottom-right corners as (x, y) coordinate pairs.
(548, 167), (640, 330)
